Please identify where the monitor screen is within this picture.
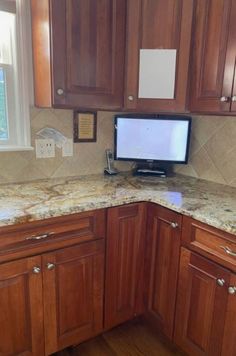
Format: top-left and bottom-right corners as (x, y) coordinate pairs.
(114, 115), (191, 163)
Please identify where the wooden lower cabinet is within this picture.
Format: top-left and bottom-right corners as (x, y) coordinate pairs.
(1, 205), (236, 356)
(43, 240), (105, 355)
(105, 203), (147, 329)
(0, 256), (44, 356)
(174, 248), (230, 356)
(0, 240), (104, 356)
(145, 204), (182, 339)
(221, 273), (236, 356)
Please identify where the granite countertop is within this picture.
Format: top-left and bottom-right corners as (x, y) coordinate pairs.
(0, 173), (235, 235)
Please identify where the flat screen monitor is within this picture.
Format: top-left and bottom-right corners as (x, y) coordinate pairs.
(114, 115), (191, 164)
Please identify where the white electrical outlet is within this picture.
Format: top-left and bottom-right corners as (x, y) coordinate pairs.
(35, 139), (55, 158)
(62, 138), (73, 157)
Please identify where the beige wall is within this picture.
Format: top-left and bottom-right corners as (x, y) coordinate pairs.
(0, 108), (235, 187)
(175, 115), (236, 187)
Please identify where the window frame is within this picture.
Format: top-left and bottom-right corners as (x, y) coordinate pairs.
(0, 0), (33, 151)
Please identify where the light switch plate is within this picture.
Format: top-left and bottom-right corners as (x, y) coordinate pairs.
(62, 138), (73, 157)
(35, 139), (55, 158)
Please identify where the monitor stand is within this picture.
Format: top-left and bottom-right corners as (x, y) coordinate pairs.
(133, 163), (167, 177)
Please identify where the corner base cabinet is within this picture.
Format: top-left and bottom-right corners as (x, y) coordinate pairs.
(105, 203), (147, 329)
(145, 204), (182, 339)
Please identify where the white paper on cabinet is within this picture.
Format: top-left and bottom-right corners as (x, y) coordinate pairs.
(138, 49), (177, 99)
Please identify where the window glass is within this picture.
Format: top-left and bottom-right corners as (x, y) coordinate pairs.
(0, 3), (32, 150)
(0, 67), (8, 140)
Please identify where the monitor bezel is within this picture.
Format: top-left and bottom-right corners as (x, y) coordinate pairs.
(114, 114), (192, 164)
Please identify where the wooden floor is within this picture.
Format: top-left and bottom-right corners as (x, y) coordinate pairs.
(54, 320), (183, 356)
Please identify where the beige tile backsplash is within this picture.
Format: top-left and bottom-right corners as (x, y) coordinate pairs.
(0, 109), (235, 187)
(175, 115), (236, 187)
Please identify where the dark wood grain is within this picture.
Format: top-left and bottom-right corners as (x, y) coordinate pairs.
(0, 256), (44, 355)
(174, 248), (230, 356)
(105, 203), (147, 329)
(31, 0), (52, 107)
(145, 204), (182, 340)
(0, 209), (106, 264)
(43, 240), (105, 355)
(125, 0), (193, 112)
(189, 0), (236, 113)
(31, 0), (126, 109)
(181, 216), (236, 273)
(221, 273), (236, 356)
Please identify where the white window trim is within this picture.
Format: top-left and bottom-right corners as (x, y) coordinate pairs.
(0, 0), (33, 151)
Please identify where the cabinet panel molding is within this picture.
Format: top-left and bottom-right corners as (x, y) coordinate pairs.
(189, 0), (236, 113)
(105, 203), (147, 329)
(125, 0), (193, 112)
(0, 256), (44, 356)
(174, 248), (230, 356)
(31, 0), (126, 109)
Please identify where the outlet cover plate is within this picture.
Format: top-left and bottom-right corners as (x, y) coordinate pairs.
(35, 139), (55, 158)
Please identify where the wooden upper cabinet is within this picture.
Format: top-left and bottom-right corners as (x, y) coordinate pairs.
(174, 248), (230, 356)
(145, 204), (182, 339)
(124, 0), (194, 112)
(42, 240), (105, 355)
(0, 256), (44, 356)
(31, 0), (126, 109)
(189, 0), (236, 114)
(105, 203), (147, 329)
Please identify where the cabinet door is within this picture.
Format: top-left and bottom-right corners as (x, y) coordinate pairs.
(221, 273), (236, 356)
(105, 203), (147, 329)
(174, 248), (230, 356)
(0, 256), (44, 356)
(43, 240), (104, 355)
(189, 0), (236, 113)
(145, 204), (182, 339)
(125, 0), (193, 112)
(49, 0), (126, 110)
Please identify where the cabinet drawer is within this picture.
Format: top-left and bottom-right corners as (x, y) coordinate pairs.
(182, 216), (236, 272)
(0, 209), (106, 262)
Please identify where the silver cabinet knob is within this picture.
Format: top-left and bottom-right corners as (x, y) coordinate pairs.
(128, 95), (134, 101)
(220, 96), (229, 102)
(46, 262), (55, 271)
(231, 96), (236, 102)
(216, 278), (225, 287)
(57, 88), (64, 96)
(32, 266), (41, 274)
(228, 286), (236, 295)
(170, 222), (178, 228)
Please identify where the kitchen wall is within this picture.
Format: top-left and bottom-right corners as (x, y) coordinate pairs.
(0, 108), (235, 187)
(175, 115), (236, 187)
(0, 108), (131, 184)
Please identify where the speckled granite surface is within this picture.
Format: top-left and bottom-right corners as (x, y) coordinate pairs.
(0, 173), (235, 235)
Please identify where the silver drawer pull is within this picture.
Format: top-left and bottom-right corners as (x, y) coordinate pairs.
(26, 232), (55, 241)
(220, 246), (236, 257)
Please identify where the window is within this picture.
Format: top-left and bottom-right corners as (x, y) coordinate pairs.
(0, 0), (32, 151)
(0, 67), (8, 140)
